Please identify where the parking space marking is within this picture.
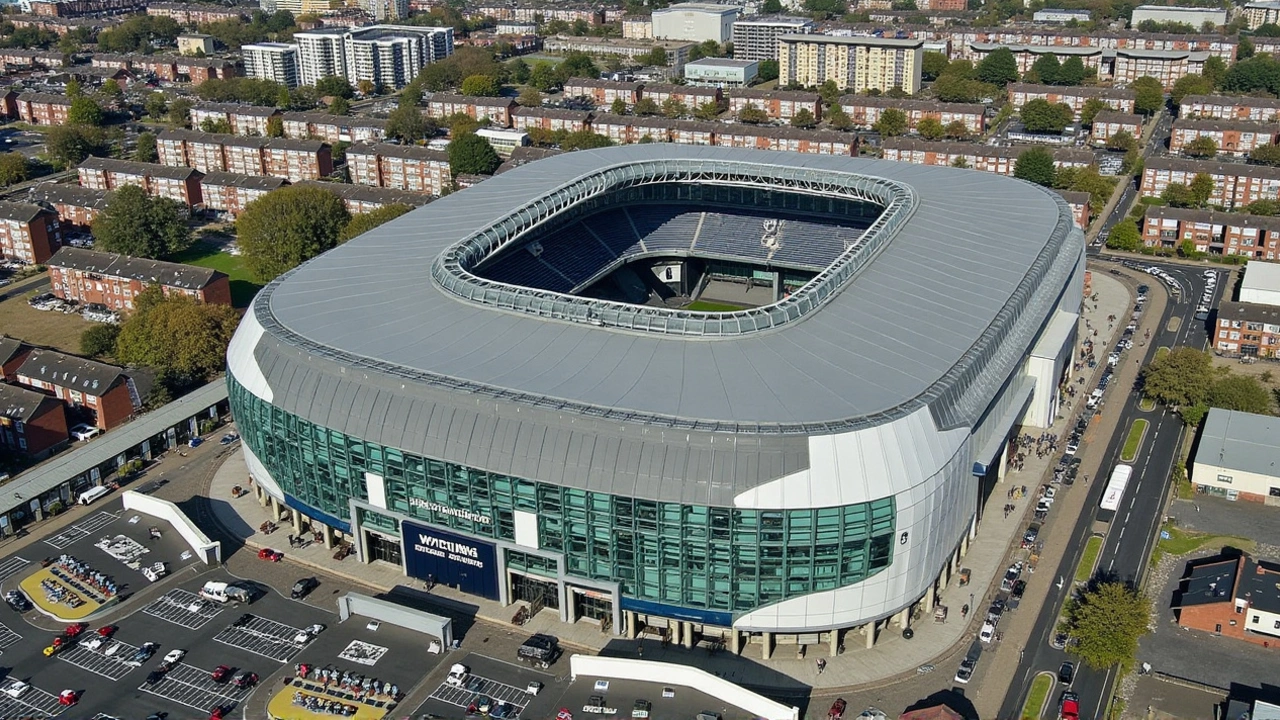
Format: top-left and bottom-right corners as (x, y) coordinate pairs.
(429, 674), (531, 718)
(57, 639), (139, 681)
(0, 556), (30, 583)
(138, 662), (252, 712)
(213, 614), (309, 663)
(142, 589), (223, 630)
(0, 684), (67, 718)
(44, 511), (119, 550)
(0, 621), (22, 650)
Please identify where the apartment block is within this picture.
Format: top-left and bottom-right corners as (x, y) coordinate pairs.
(1007, 83), (1136, 118)
(264, 139), (333, 181)
(1179, 95), (1280, 123)
(224, 137), (269, 176)
(640, 83), (722, 111)
(563, 78), (645, 109)
(724, 88), (821, 121)
(242, 42), (300, 88)
(199, 172), (286, 218)
(0, 49), (63, 72)
(0, 383), (69, 460)
(543, 37), (693, 69)
(1111, 48), (1209, 89)
(668, 120), (718, 146)
(1140, 157), (1280, 210)
(838, 95), (985, 134)
(1244, 1), (1280, 29)
(345, 143), (451, 195)
(146, 2), (245, 24)
(28, 184), (109, 229)
(1057, 190), (1092, 230)
(280, 112), (387, 144)
(1089, 111), (1143, 146)
(15, 349), (139, 430)
(425, 94), (517, 127)
(0, 201), (61, 265)
(588, 114), (680, 144)
(1215, 301), (1280, 358)
(295, 25), (454, 89)
(475, 4), (604, 24)
(969, 43), (1104, 76)
(189, 103), (280, 136)
(882, 138), (1095, 175)
(156, 131), (331, 181)
(15, 92), (71, 125)
(730, 15), (814, 63)
(29, 0), (143, 17)
(77, 157), (204, 207)
(1142, 206), (1280, 259)
(779, 35), (923, 94)
(621, 16), (652, 40)
(291, 180), (431, 214)
(1130, 5), (1225, 27)
(933, 28), (1236, 63)
(48, 247), (231, 309)
(510, 107), (593, 134)
(1170, 119), (1277, 157)
(711, 125), (857, 155)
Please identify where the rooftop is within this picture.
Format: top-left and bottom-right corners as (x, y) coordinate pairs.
(1009, 82), (1136, 99)
(1172, 117), (1279, 132)
(0, 337), (29, 367)
(0, 382), (60, 424)
(653, 2), (741, 14)
(291, 180), (431, 207)
(1144, 205), (1280, 231)
(16, 348), (126, 395)
(1240, 557), (1280, 615)
(1197, 408), (1280, 479)
(1177, 556), (1241, 607)
(1181, 94), (1280, 110)
(199, 171), (287, 191)
(779, 33), (924, 47)
(0, 200), (53, 223)
(684, 58), (759, 68)
(28, 182), (110, 209)
(48, 247), (225, 290)
(78, 156), (201, 181)
(192, 102), (280, 117)
(1146, 156), (1280, 180)
(1242, 260), (1280, 294)
(346, 142), (449, 162)
(839, 94), (984, 113)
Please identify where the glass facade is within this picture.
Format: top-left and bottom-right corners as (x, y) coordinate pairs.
(230, 375), (896, 617)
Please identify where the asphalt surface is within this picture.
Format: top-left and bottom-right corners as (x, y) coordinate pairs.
(996, 260), (1223, 720)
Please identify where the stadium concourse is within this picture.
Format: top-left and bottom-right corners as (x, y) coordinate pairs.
(224, 145), (1085, 662)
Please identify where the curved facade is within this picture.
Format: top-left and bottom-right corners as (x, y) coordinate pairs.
(227, 145), (1084, 639)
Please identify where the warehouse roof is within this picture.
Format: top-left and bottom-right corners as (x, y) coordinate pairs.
(1198, 408), (1280, 479)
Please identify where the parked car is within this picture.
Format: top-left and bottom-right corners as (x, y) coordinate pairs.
(828, 698), (847, 719)
(211, 665), (232, 682)
(1058, 661), (1075, 685)
(979, 621), (996, 643)
(232, 671), (258, 689)
(4, 590), (31, 612)
(1051, 633), (1068, 650)
(1022, 524), (1040, 548)
(290, 577), (318, 600)
(954, 656), (976, 684)
(516, 634), (560, 668)
(293, 624), (324, 644)
(1011, 580), (1027, 600)
(70, 424), (100, 442)
(1059, 691), (1080, 720)
(445, 663), (469, 687)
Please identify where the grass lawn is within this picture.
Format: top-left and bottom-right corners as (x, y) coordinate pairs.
(1120, 419), (1148, 463)
(1152, 525), (1255, 565)
(1021, 673), (1055, 720)
(1138, 397), (1156, 411)
(167, 241), (262, 308)
(0, 295), (93, 354)
(1074, 535), (1103, 584)
(686, 300), (744, 312)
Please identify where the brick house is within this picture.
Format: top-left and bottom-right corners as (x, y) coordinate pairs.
(157, 131), (330, 181)
(1174, 554), (1280, 645)
(199, 172), (286, 218)
(0, 337), (33, 381)
(15, 92), (71, 125)
(1056, 190), (1092, 230)
(1142, 206), (1280, 259)
(563, 77), (644, 109)
(510, 107), (593, 133)
(280, 112), (387, 144)
(588, 114), (678, 144)
(48, 246), (232, 309)
(712, 125), (857, 155)
(640, 83), (723, 112)
(0, 49), (63, 72)
(882, 139), (1095, 175)
(1180, 95), (1280, 123)
(223, 136), (268, 176)
(15, 349), (140, 430)
(426, 94), (517, 127)
(1110, 48), (1209, 90)
(1140, 157), (1280, 210)
(1089, 111), (1143, 146)
(189, 103), (280, 136)
(669, 120), (718, 146)
(77, 157), (204, 207)
(29, 184), (110, 229)
(346, 143), (451, 195)
(175, 57), (237, 85)
(839, 95), (985, 134)
(724, 88), (822, 121)
(0, 382), (69, 460)
(1006, 83), (1136, 119)
(146, 2), (246, 24)
(291, 180), (431, 214)
(263, 138), (333, 181)
(1213, 301), (1280, 358)
(1169, 118), (1278, 157)
(0, 201), (62, 265)
(29, 0), (143, 17)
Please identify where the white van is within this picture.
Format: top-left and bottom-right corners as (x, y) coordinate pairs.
(78, 485), (112, 506)
(199, 581), (252, 604)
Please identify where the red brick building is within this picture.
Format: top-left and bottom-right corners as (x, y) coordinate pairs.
(1056, 190), (1092, 230)
(1179, 94), (1280, 123)
(29, 184), (110, 229)
(15, 349), (140, 430)
(15, 92), (72, 126)
(1169, 118), (1277, 157)
(190, 103), (280, 136)
(174, 57), (237, 85)
(156, 131), (331, 181)
(639, 83), (722, 111)
(0, 49), (63, 72)
(77, 157), (204, 207)
(0, 201), (62, 265)
(265, 139), (333, 181)
(1140, 157), (1280, 210)
(8, 14), (106, 37)
(588, 114), (678, 144)
(1142, 206), (1280, 259)
(839, 95), (985, 134)
(1214, 301), (1280, 358)
(712, 125), (857, 155)
(1089, 111), (1143, 146)
(724, 88), (822, 121)
(29, 0), (142, 17)
(1174, 554), (1280, 646)
(510, 107), (593, 133)
(146, 2), (246, 24)
(291, 180), (431, 215)
(199, 172), (286, 218)
(48, 247), (232, 309)
(426, 94), (518, 127)
(882, 139), (1096, 175)
(0, 382), (69, 460)
(346, 143), (451, 196)
(0, 337), (33, 382)
(281, 112), (387, 144)
(562, 77), (644, 109)
(1006, 83), (1136, 119)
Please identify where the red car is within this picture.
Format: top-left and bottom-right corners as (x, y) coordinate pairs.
(257, 548), (283, 562)
(96, 625), (117, 638)
(1059, 691), (1080, 720)
(828, 699), (847, 720)
(232, 671), (258, 688)
(209, 707), (226, 720)
(58, 689), (78, 706)
(63, 623), (87, 638)
(211, 665), (232, 682)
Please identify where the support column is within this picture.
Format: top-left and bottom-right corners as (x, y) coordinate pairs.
(969, 515), (978, 541)
(961, 533), (970, 557)
(267, 495), (280, 520)
(682, 622), (694, 649)
(729, 629), (741, 655)
(258, 487), (268, 507)
(565, 590), (577, 623)
(322, 523), (335, 549)
(829, 628), (841, 657)
(760, 632), (773, 660)
(997, 442), (1010, 481)
(626, 611), (637, 639)
(925, 577), (937, 612)
(669, 621), (681, 647)
(865, 620), (878, 649)
(291, 508), (303, 533)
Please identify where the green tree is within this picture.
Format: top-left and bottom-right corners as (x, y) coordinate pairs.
(917, 116), (944, 140)
(1222, 54), (1280, 96)
(1239, 35), (1256, 60)
(694, 100), (722, 121)
(561, 130), (613, 151)
(1250, 143), (1280, 166)
(827, 105), (853, 131)
(951, 156), (970, 169)
(873, 108), (908, 136)
(818, 79), (841, 107)
(328, 96), (350, 115)
(790, 107), (817, 129)
(79, 324), (120, 358)
(1029, 54), (1061, 85)
(1106, 129), (1136, 152)
(1059, 582), (1151, 671)
(738, 104), (769, 124)
(0, 152), (29, 186)
(45, 125), (109, 169)
(1131, 75), (1165, 115)
(266, 115), (284, 138)
(661, 97), (687, 119)
(763, 0), (783, 10)
(101, 78), (123, 98)
(641, 46), (668, 67)
(91, 185), (192, 259)
(976, 47), (1019, 87)
(114, 287), (241, 380)
(200, 118), (233, 134)
(1142, 347), (1214, 408)
(922, 50), (948, 81)
(518, 87), (543, 107)
(169, 97), (193, 127)
(609, 97), (628, 115)
(386, 104), (428, 142)
(65, 79), (83, 99)
(1021, 98), (1073, 133)
(1105, 219), (1142, 252)
(1162, 182), (1196, 208)
(1183, 135), (1218, 159)
(1013, 147), (1056, 187)
(134, 131), (158, 163)
(557, 52), (598, 81)
(236, 185), (351, 282)
(144, 92), (169, 120)
(528, 61), (560, 92)
(1170, 73), (1214, 105)
(1057, 56), (1088, 86)
(461, 74), (501, 97)
(448, 132), (501, 176)
(1189, 172), (1215, 207)
(634, 98), (660, 116)
(68, 96), (104, 126)
(943, 119), (969, 139)
(757, 59), (779, 82)
(1201, 56), (1227, 88)
(338, 204), (414, 243)
(1079, 97), (1110, 127)
(508, 58), (531, 85)
(315, 74), (354, 98)
(1244, 198), (1280, 215)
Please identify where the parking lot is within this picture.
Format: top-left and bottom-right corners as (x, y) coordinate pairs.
(44, 511), (119, 550)
(0, 556), (30, 583)
(0, 620), (22, 650)
(142, 588), (224, 630)
(57, 638), (140, 681)
(139, 661), (254, 712)
(430, 672), (534, 716)
(213, 613), (309, 662)
(0, 681), (68, 718)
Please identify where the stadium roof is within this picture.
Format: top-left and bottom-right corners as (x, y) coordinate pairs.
(256, 145), (1077, 431)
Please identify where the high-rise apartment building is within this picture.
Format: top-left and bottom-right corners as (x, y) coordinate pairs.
(730, 15), (813, 62)
(778, 34), (923, 94)
(242, 42), (300, 88)
(295, 25), (453, 89)
(355, 0), (408, 22)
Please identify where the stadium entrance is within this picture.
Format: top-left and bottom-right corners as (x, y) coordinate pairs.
(510, 572), (559, 612)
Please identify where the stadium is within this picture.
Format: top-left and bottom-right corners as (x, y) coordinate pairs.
(226, 145), (1084, 653)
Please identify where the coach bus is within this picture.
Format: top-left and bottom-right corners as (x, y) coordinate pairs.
(1099, 464), (1134, 512)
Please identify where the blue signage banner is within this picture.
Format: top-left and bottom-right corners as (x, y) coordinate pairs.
(401, 520), (500, 600)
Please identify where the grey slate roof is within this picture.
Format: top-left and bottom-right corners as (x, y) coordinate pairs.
(48, 247), (224, 290)
(1177, 556), (1240, 607)
(16, 348), (126, 396)
(1198, 408), (1280, 479)
(346, 142), (449, 163)
(291, 180), (431, 207)
(0, 337), (29, 367)
(1240, 558), (1280, 614)
(0, 382), (59, 423)
(29, 183), (110, 210)
(78, 156), (201, 182)
(0, 200), (53, 223)
(200, 171), (287, 191)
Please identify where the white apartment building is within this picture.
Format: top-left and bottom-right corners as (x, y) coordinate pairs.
(778, 34), (923, 94)
(295, 25), (454, 89)
(1244, 1), (1280, 29)
(730, 14), (813, 62)
(1130, 4), (1226, 28)
(242, 42), (300, 88)
(652, 2), (740, 43)
(1032, 8), (1091, 23)
(355, 0), (409, 22)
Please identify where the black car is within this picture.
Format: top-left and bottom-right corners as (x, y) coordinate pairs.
(517, 634), (561, 668)
(4, 590), (31, 613)
(1011, 579), (1027, 600)
(291, 577), (319, 600)
(1022, 524), (1040, 548)
(1058, 661), (1075, 685)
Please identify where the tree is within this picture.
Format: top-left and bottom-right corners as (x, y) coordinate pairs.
(357, 79), (376, 96)
(68, 96), (104, 126)
(758, 59), (779, 82)
(0, 152), (29, 186)
(1105, 219), (1142, 252)
(169, 97), (193, 127)
(694, 100), (722, 121)
(1244, 198), (1280, 215)
(448, 132), (501, 176)
(1250, 143), (1280, 166)
(818, 79), (841, 107)
(266, 115), (284, 138)
(738, 104), (769, 124)
(1029, 54), (1061, 85)
(101, 78), (123, 98)
(917, 116), (944, 140)
(1238, 35), (1255, 60)
(236, 185), (350, 282)
(65, 79), (83, 99)
(640, 46), (668, 67)
(461, 74), (501, 97)
(1057, 56), (1088, 86)
(1079, 97), (1109, 127)
(1202, 56), (1227, 88)
(1189, 172), (1215, 207)
(873, 108), (908, 136)
(200, 118), (233, 134)
(1183, 135), (1218, 159)
(114, 287), (241, 380)
(315, 74), (354, 99)
(79, 324), (120, 358)
(976, 47), (1019, 87)
(634, 98), (660, 116)
(45, 125), (109, 168)
(144, 92), (169, 120)
(1021, 98), (1073, 133)
(1059, 582), (1150, 671)
(790, 107), (817, 129)
(518, 87), (543, 107)
(1013, 147), (1056, 187)
(1131, 76), (1165, 115)
(91, 185), (192, 259)
(1170, 73), (1214, 105)
(943, 119), (969, 139)
(1222, 54), (1280, 96)
(951, 156), (970, 169)
(827, 105), (853, 131)
(763, 0), (783, 10)
(328, 96), (351, 115)
(561, 130), (612, 151)
(1162, 182), (1196, 208)
(134, 131), (158, 163)
(386, 104), (428, 143)
(338, 204), (414, 243)
(661, 97), (687, 119)
(528, 61), (560, 92)
(609, 97), (628, 115)
(1106, 129), (1136, 152)
(922, 50), (948, 81)
(1142, 347), (1213, 408)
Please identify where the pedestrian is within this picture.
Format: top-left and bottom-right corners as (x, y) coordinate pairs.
(817, 658), (826, 674)
(287, 533), (295, 548)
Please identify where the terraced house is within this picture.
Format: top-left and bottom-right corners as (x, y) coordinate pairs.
(1170, 118), (1278, 157)
(47, 246), (232, 308)
(1140, 157), (1280, 210)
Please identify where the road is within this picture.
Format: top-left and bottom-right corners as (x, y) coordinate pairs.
(997, 260), (1222, 720)
(1088, 109), (1172, 254)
